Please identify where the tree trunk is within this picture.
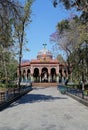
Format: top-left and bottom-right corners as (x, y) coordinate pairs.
(18, 21), (25, 92)
(3, 59), (8, 86)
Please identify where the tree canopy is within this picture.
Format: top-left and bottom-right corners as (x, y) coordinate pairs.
(50, 0), (88, 82)
(53, 0), (88, 22)
(0, 0), (33, 85)
(50, 15), (88, 82)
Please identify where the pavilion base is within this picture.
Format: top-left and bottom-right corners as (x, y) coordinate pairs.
(32, 82), (58, 87)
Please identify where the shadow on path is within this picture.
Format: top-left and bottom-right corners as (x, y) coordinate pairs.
(10, 93), (68, 107)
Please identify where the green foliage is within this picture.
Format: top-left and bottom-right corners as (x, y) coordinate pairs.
(51, 0), (88, 82)
(67, 84), (79, 89)
(7, 84), (17, 88)
(7, 58), (18, 80)
(57, 20), (69, 33)
(53, 0), (88, 22)
(0, 83), (17, 88)
(57, 54), (65, 63)
(14, 0), (33, 89)
(59, 0), (71, 9)
(0, 83), (6, 88)
(0, 0), (34, 86)
(51, 15), (88, 82)
(77, 23), (88, 44)
(0, 57), (18, 82)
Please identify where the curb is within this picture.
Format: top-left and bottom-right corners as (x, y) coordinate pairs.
(66, 92), (88, 107)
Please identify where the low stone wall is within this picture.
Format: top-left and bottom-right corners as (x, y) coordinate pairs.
(0, 87), (32, 111)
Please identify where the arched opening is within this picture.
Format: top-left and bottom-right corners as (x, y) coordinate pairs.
(41, 67), (48, 82)
(22, 70), (26, 81)
(33, 68), (39, 82)
(64, 68), (67, 80)
(51, 68), (56, 82)
(27, 69), (31, 81)
(59, 69), (62, 83)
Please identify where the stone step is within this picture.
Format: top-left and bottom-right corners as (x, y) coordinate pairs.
(32, 82), (58, 87)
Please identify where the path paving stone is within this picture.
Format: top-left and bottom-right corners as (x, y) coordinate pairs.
(0, 87), (88, 130)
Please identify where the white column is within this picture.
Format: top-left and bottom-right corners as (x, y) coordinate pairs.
(48, 75), (51, 82)
(56, 75), (59, 82)
(30, 73), (34, 82)
(40, 75), (41, 82)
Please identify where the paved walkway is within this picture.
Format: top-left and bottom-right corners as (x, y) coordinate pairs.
(0, 87), (88, 130)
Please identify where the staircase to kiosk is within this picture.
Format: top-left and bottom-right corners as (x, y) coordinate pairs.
(32, 82), (58, 87)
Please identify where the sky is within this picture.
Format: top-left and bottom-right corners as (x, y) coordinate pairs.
(22, 0), (80, 61)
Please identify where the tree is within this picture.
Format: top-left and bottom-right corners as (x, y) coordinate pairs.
(0, 44), (19, 82)
(0, 0), (33, 87)
(50, 17), (88, 82)
(52, 0), (88, 12)
(52, 0), (88, 22)
(57, 54), (65, 63)
(14, 0), (33, 89)
(0, 0), (21, 85)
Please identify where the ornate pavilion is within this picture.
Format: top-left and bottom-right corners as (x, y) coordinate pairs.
(18, 45), (70, 83)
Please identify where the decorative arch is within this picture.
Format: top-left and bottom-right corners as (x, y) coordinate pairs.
(33, 68), (39, 82)
(27, 69), (31, 80)
(51, 68), (56, 82)
(22, 69), (26, 81)
(59, 69), (62, 83)
(41, 67), (48, 82)
(23, 69), (26, 73)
